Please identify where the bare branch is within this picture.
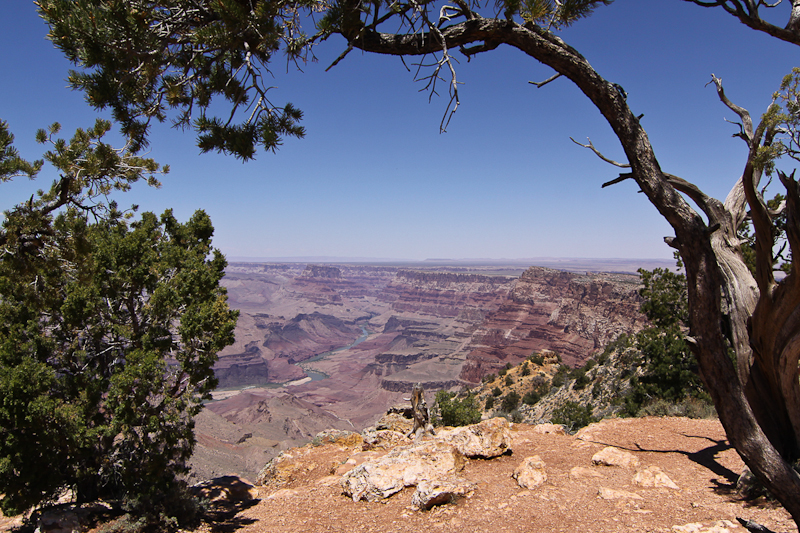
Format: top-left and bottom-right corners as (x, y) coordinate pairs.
(707, 74), (754, 143)
(529, 73), (562, 88)
(571, 137), (630, 168)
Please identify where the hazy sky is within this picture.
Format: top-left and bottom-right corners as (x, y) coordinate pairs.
(1, 1), (798, 261)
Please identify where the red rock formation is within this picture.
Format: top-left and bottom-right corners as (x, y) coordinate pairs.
(460, 267), (646, 381)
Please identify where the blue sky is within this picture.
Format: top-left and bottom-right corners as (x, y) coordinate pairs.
(1, 1), (798, 261)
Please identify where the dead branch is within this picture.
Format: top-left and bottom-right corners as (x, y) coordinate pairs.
(529, 73), (561, 88)
(571, 137), (629, 168)
(707, 74), (754, 143)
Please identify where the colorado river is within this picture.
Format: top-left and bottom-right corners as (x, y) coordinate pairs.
(293, 325), (370, 383)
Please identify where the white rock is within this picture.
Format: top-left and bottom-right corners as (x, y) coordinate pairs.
(633, 465), (680, 490)
(513, 455), (547, 490)
(435, 417), (513, 458)
(591, 446), (641, 468)
(411, 478), (476, 510)
(340, 440), (466, 502)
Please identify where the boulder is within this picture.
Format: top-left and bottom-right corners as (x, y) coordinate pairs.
(361, 428), (409, 451)
(376, 410), (415, 434)
(633, 466), (680, 490)
(411, 478), (476, 510)
(256, 451), (304, 489)
(340, 440), (466, 502)
(435, 417), (513, 458)
(313, 429), (363, 448)
(591, 446), (640, 468)
(512, 455), (547, 490)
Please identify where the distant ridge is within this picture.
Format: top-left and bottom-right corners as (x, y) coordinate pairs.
(227, 256), (678, 274)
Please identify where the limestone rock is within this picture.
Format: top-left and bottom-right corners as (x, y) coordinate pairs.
(597, 486), (644, 500)
(375, 411), (414, 434)
(361, 428), (408, 451)
(533, 423), (567, 435)
(513, 455), (547, 490)
(569, 466), (604, 481)
(313, 429), (363, 448)
(340, 440), (466, 502)
(256, 451), (303, 488)
(411, 478), (476, 510)
(591, 446), (641, 468)
(192, 475), (258, 502)
(672, 521), (741, 533)
(435, 417), (513, 458)
(633, 466), (680, 490)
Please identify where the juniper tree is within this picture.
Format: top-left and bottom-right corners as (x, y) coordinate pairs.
(37, 0), (800, 526)
(0, 120), (238, 517)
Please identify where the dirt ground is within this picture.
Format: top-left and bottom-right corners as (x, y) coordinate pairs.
(2, 417), (796, 533)
(206, 417), (796, 533)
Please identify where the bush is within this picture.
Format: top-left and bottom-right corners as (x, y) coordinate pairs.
(492, 386), (503, 397)
(529, 352), (544, 365)
(500, 391), (521, 413)
(505, 374), (514, 386)
(485, 395), (495, 410)
(433, 390), (482, 427)
(551, 365), (569, 389)
(551, 401), (597, 433)
(570, 367), (590, 390)
(521, 362), (531, 376)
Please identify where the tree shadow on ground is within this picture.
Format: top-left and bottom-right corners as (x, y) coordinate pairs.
(586, 433), (739, 485)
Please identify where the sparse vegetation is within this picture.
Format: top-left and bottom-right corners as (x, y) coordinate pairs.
(433, 390), (482, 427)
(500, 391), (521, 413)
(551, 401), (597, 433)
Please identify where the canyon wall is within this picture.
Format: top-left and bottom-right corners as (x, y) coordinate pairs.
(459, 267), (647, 381)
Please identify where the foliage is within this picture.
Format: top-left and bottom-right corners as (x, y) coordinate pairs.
(520, 361), (530, 376)
(0, 122), (238, 517)
(505, 374), (514, 386)
(492, 386), (502, 397)
(738, 193), (791, 275)
(433, 390), (482, 427)
(500, 391), (521, 413)
(551, 401), (596, 433)
(528, 352), (544, 365)
(637, 268), (688, 329)
(550, 365), (568, 388)
(623, 268), (707, 416)
(522, 376), (549, 406)
(485, 395), (495, 410)
(37, 0), (312, 159)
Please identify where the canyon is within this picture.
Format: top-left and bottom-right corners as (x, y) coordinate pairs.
(191, 259), (665, 481)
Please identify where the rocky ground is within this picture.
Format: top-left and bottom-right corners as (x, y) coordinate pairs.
(2, 417), (796, 533)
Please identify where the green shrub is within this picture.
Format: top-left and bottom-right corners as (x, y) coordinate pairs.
(505, 374), (514, 386)
(551, 401), (597, 433)
(521, 362), (531, 376)
(433, 390), (482, 427)
(492, 386), (502, 397)
(485, 395), (495, 410)
(551, 365), (569, 389)
(500, 391), (521, 413)
(522, 390), (540, 405)
(529, 353), (544, 365)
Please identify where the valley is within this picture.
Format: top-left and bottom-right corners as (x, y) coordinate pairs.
(190, 259), (669, 481)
